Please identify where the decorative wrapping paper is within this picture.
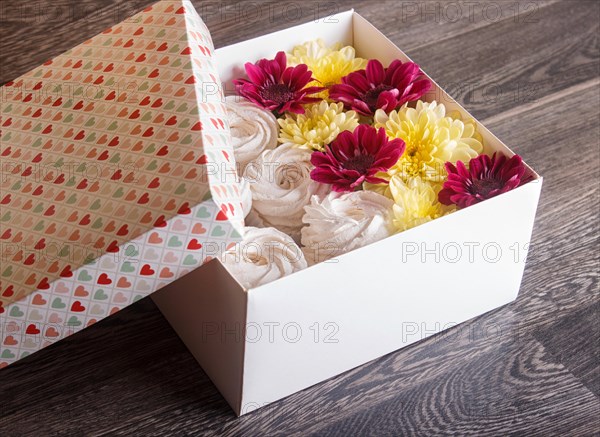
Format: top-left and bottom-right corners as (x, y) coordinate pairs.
(0, 0), (243, 366)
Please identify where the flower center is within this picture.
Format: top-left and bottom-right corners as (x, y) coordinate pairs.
(342, 154), (375, 174)
(470, 177), (504, 197)
(364, 84), (394, 109)
(260, 83), (295, 104)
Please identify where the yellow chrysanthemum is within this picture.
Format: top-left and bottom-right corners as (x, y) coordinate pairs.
(374, 100), (483, 183)
(278, 101), (359, 151)
(389, 176), (455, 232)
(287, 39), (368, 99)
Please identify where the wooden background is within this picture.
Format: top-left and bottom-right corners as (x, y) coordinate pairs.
(1, 0), (599, 435)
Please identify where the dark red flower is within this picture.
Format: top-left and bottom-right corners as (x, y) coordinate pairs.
(329, 59), (431, 116)
(439, 153), (527, 208)
(310, 125), (406, 192)
(233, 51), (324, 114)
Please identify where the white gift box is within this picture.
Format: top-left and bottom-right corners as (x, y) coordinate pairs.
(152, 10), (543, 416)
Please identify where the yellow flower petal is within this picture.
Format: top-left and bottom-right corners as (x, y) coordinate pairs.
(389, 176), (455, 232)
(287, 39), (368, 99)
(374, 100), (484, 183)
(278, 101), (359, 150)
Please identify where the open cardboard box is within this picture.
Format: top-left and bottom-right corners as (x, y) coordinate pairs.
(151, 10), (543, 416)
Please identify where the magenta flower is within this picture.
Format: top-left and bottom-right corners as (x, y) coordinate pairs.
(439, 153), (527, 208)
(233, 51), (324, 114)
(329, 59), (431, 116)
(310, 125), (406, 192)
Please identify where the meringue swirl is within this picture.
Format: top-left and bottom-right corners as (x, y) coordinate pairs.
(246, 143), (330, 240)
(225, 95), (279, 172)
(301, 190), (394, 265)
(222, 226), (307, 289)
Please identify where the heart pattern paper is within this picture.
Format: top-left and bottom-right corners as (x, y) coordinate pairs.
(0, 0), (243, 367)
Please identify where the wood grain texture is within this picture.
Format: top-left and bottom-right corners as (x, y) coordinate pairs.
(1, 0), (599, 435)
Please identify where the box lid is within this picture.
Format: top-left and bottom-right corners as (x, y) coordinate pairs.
(0, 0), (244, 309)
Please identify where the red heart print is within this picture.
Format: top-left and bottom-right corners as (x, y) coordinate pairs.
(187, 239), (202, 250)
(141, 264), (155, 276)
(38, 277), (51, 289)
(154, 215), (167, 227)
(178, 202), (191, 214)
(60, 265), (73, 278)
(71, 301), (86, 312)
(216, 207), (228, 221)
(138, 193), (150, 204)
(97, 273), (112, 285)
(26, 324), (41, 335)
(24, 254), (36, 265)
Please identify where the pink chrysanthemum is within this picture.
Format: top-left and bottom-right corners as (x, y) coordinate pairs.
(329, 59), (431, 116)
(439, 153), (527, 208)
(310, 125), (406, 192)
(233, 51), (325, 114)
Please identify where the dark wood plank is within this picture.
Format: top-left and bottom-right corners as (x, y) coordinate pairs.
(0, 0), (559, 86)
(314, 335), (599, 437)
(485, 83), (600, 330)
(0, 0), (154, 84)
(0, 0), (599, 436)
(406, 0), (600, 120)
(533, 301), (600, 397)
